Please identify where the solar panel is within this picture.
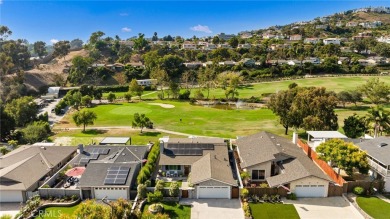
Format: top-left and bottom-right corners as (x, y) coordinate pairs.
(90, 154), (99, 160)
(104, 166), (130, 185)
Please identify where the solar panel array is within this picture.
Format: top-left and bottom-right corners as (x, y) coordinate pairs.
(91, 148), (110, 155)
(104, 166), (130, 185)
(164, 143), (214, 156)
(78, 148), (110, 165)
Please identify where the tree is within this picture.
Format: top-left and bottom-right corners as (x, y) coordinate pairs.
(124, 92), (132, 102)
(359, 78), (390, 105)
(72, 110), (97, 132)
(169, 182), (180, 197)
(70, 38), (83, 50)
(343, 114), (368, 138)
(33, 41), (47, 58)
(129, 79), (143, 100)
(268, 87), (299, 135)
(107, 92), (116, 103)
(150, 68), (169, 99)
(132, 113), (152, 133)
(4, 96), (38, 127)
(349, 90), (363, 106)
(366, 106), (390, 137)
(72, 199), (110, 219)
(0, 25), (12, 41)
(316, 139), (369, 176)
(198, 67), (217, 99)
(228, 37), (239, 48)
(217, 72), (243, 100)
(0, 52), (14, 76)
(133, 33), (149, 52)
(212, 36), (220, 44)
(68, 56), (93, 85)
(53, 41), (70, 61)
(0, 104), (15, 141)
(81, 95), (92, 107)
(168, 81), (180, 99)
(152, 32), (158, 41)
(337, 91), (352, 108)
(292, 87), (338, 131)
(22, 121), (50, 143)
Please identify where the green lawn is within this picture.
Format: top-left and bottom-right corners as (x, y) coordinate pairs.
(106, 76), (390, 100)
(35, 205), (79, 219)
(142, 202), (191, 219)
(249, 203), (299, 219)
(356, 196), (390, 219)
(57, 100), (280, 138)
(52, 129), (185, 146)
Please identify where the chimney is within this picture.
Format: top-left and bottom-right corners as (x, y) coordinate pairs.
(78, 144), (84, 154)
(159, 140), (164, 154)
(292, 132), (298, 145)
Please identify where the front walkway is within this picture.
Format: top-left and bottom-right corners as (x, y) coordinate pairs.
(180, 199), (244, 219)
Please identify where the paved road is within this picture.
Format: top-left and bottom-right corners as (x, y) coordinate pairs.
(36, 98), (68, 127)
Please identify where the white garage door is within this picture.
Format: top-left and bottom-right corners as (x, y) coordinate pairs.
(295, 185), (326, 197)
(198, 186), (230, 199)
(94, 188), (127, 200)
(0, 191), (23, 202)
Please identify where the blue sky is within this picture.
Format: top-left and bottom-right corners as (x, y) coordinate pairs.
(0, 1), (388, 44)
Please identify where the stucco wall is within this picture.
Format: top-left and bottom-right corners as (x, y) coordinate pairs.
(245, 161), (272, 180)
(290, 176), (329, 195)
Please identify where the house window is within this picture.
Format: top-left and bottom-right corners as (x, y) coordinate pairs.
(166, 165), (181, 170)
(251, 170), (265, 180)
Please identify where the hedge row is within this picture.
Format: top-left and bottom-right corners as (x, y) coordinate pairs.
(137, 142), (160, 185)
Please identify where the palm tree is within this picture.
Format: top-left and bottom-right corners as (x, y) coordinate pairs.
(366, 106), (390, 137)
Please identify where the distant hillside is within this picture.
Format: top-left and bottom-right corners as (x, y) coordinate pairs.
(355, 12), (390, 24)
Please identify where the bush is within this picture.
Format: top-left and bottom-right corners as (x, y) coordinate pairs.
(71, 195), (78, 201)
(242, 202), (251, 218)
(145, 179), (151, 187)
(147, 191), (163, 203)
(96, 85), (129, 93)
(241, 188), (249, 198)
(353, 186), (365, 195)
(0, 214), (12, 219)
(286, 193), (297, 200)
(178, 90), (191, 100)
(259, 183), (269, 188)
(169, 182), (180, 197)
(41, 184), (50, 188)
(149, 203), (164, 213)
(137, 184), (147, 199)
(155, 180), (164, 192)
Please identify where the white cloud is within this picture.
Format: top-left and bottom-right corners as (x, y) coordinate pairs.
(119, 13), (129, 16)
(0, 0), (3, 5)
(50, 39), (59, 44)
(121, 27), (132, 32)
(190, 24), (212, 34)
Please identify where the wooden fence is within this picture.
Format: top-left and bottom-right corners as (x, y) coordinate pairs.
(246, 187), (288, 197)
(346, 181), (384, 193)
(297, 139), (346, 186)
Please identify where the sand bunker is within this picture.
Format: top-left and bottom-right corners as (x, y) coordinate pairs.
(148, 103), (175, 108)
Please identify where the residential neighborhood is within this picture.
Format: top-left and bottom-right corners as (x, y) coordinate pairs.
(1, 2), (390, 219)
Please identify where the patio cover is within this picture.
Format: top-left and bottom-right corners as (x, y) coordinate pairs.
(307, 131), (347, 139)
(100, 137), (130, 145)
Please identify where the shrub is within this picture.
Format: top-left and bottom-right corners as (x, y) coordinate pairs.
(194, 90), (204, 100)
(41, 184), (50, 188)
(71, 195), (78, 201)
(241, 188), (249, 198)
(169, 182), (180, 197)
(259, 183), (269, 188)
(179, 90), (191, 100)
(147, 191), (163, 203)
(148, 203), (164, 213)
(353, 186), (365, 195)
(0, 214), (12, 219)
(145, 180), (151, 187)
(242, 202), (251, 218)
(137, 184), (147, 199)
(286, 193), (297, 200)
(155, 180), (164, 192)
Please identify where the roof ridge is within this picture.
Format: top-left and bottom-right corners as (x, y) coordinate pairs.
(126, 147), (141, 161)
(39, 149), (53, 168)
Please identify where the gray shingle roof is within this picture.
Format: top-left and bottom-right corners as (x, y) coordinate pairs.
(357, 136), (390, 165)
(160, 138), (236, 186)
(236, 131), (331, 187)
(0, 146), (76, 191)
(76, 146), (147, 188)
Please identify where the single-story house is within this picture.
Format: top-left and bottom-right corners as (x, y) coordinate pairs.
(76, 145), (147, 200)
(307, 131), (348, 151)
(158, 138), (237, 199)
(0, 146), (76, 202)
(136, 79), (157, 86)
(356, 137), (390, 192)
(236, 131), (332, 197)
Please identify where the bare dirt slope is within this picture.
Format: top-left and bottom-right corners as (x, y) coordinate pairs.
(25, 49), (88, 91)
(355, 12), (390, 24)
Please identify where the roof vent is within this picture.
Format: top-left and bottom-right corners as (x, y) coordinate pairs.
(40, 146), (46, 150)
(271, 136), (275, 139)
(122, 153), (126, 156)
(378, 143), (388, 147)
(276, 143), (281, 147)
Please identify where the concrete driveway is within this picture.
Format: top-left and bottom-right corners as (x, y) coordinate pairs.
(180, 199), (244, 219)
(284, 197), (364, 219)
(0, 203), (21, 218)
